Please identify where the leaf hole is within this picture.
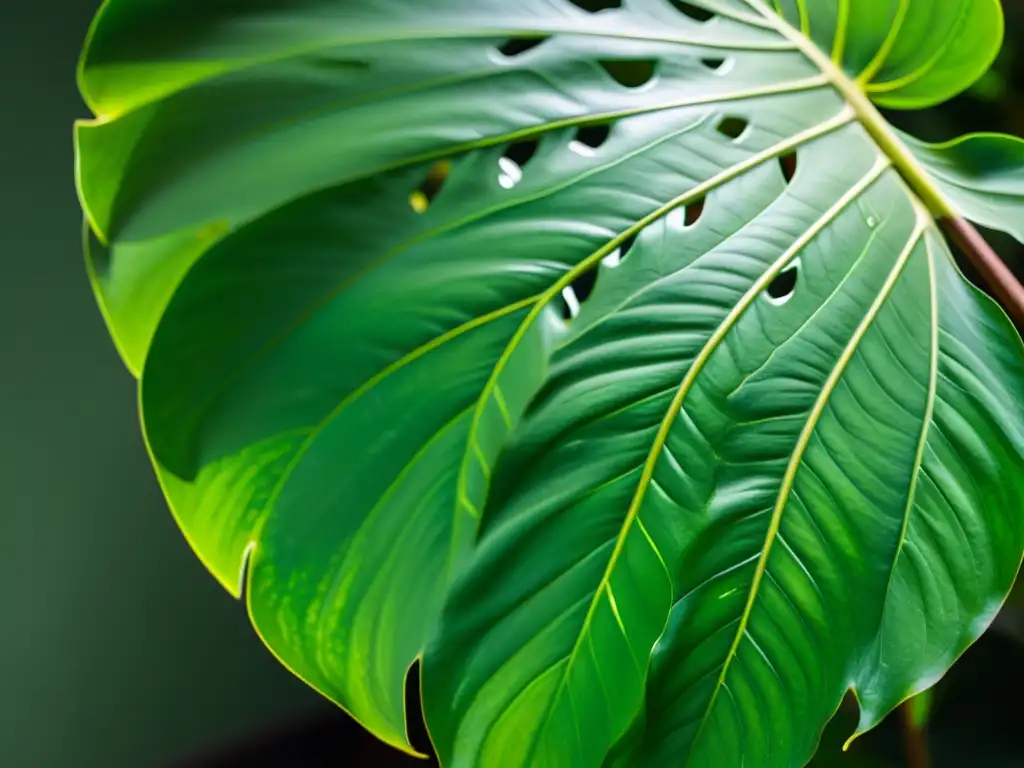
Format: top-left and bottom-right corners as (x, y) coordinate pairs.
(669, 0), (715, 22)
(599, 59), (658, 89)
(715, 116), (749, 141)
(561, 236), (633, 319)
(684, 195), (706, 227)
(570, 123), (613, 155)
(410, 160), (451, 213)
(779, 151), (798, 183)
(504, 139), (540, 168)
(560, 287), (579, 320)
(602, 250), (623, 268)
(498, 140), (540, 190)
(567, 0), (622, 10)
(498, 37), (550, 57)
(498, 158), (523, 189)
(572, 268), (599, 305)
(602, 233), (638, 268)
(701, 57), (728, 72)
(766, 260), (799, 303)
(619, 233), (638, 259)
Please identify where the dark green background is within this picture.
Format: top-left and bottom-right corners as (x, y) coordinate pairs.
(1, 2), (327, 765)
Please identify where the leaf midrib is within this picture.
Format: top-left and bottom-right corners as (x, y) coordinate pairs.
(746, 0), (956, 219)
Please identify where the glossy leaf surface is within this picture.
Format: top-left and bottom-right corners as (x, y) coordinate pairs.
(76, 0), (1024, 765)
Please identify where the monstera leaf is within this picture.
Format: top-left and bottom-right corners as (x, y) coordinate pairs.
(76, 0), (1024, 765)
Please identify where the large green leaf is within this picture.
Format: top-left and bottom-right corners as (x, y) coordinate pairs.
(75, 0), (1024, 765)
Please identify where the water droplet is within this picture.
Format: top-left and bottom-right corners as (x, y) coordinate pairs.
(866, 215), (878, 228)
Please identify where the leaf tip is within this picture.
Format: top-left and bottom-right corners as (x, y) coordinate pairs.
(841, 731), (861, 752)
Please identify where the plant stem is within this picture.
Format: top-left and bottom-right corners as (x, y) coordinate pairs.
(901, 700), (932, 768)
(941, 217), (1024, 328)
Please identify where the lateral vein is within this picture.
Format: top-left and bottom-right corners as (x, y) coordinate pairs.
(685, 215), (927, 760)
